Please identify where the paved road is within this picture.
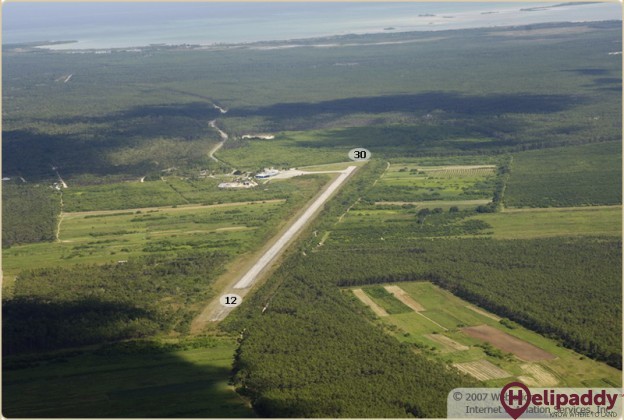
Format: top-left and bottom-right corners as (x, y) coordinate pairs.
(270, 169), (344, 180)
(191, 165), (357, 326)
(234, 166), (356, 289)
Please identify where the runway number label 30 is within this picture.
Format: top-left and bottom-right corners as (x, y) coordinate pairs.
(348, 148), (371, 161)
(220, 294), (242, 307)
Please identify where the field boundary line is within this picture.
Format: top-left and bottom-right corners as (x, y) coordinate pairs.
(63, 199), (286, 218)
(374, 199), (491, 206)
(502, 204), (621, 213)
(416, 311), (448, 331)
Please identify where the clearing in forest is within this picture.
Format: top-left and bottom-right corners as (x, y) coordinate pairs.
(424, 334), (469, 352)
(462, 325), (555, 361)
(465, 305), (502, 321)
(384, 285), (425, 311)
(518, 363), (559, 386)
(453, 360), (511, 381)
(353, 289), (389, 317)
(356, 282), (619, 387)
(366, 163), (498, 203)
(3, 200), (286, 277)
(468, 206), (621, 239)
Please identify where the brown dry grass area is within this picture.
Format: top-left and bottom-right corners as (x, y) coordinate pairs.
(520, 363), (559, 386)
(462, 325), (555, 361)
(63, 199), (286, 218)
(384, 285), (425, 311)
(425, 334), (469, 352)
(353, 289), (389, 317)
(374, 199), (490, 206)
(453, 360), (511, 381)
(465, 305), (502, 321)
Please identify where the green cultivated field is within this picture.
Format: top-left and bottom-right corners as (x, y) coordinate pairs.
(367, 163), (498, 203)
(352, 282), (621, 387)
(363, 287), (411, 314)
(218, 131), (348, 170)
(64, 175), (327, 212)
(468, 206), (622, 238)
(3, 200), (284, 279)
(3, 337), (254, 418)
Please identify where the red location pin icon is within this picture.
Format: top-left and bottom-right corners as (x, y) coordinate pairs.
(500, 382), (531, 419)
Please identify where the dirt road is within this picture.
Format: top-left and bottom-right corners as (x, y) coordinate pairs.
(208, 120), (229, 163)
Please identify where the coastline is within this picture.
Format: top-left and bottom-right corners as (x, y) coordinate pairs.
(5, 19), (620, 55)
(4, 2), (620, 52)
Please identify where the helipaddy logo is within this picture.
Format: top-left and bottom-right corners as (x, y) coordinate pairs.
(500, 382), (621, 419)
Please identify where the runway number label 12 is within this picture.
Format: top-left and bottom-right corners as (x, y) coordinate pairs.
(348, 148), (371, 161)
(220, 294), (242, 307)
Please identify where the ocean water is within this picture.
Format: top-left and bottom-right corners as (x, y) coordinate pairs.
(2, 2), (622, 50)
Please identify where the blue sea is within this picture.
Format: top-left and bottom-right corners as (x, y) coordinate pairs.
(3, 2), (622, 50)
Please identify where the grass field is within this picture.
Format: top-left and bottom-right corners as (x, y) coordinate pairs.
(467, 205), (622, 238)
(366, 163), (498, 203)
(363, 286), (411, 315)
(63, 175), (326, 212)
(2, 201), (287, 279)
(352, 282), (621, 387)
(3, 337), (254, 418)
(218, 131), (348, 171)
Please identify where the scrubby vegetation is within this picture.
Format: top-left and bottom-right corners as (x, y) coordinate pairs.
(62, 175), (326, 212)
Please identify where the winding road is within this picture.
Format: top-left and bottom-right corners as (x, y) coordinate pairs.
(208, 120), (229, 163)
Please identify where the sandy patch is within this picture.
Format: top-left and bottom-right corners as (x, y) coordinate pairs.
(453, 360), (511, 381)
(517, 376), (539, 386)
(375, 199), (491, 206)
(418, 165), (496, 172)
(215, 226), (251, 232)
(384, 285), (425, 311)
(353, 289), (388, 317)
(465, 305), (502, 321)
(521, 363), (559, 386)
(462, 325), (555, 361)
(425, 334), (469, 352)
(64, 200), (285, 219)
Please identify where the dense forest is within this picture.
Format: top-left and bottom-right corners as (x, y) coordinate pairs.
(3, 22), (621, 184)
(2, 18), (622, 418)
(2, 184), (61, 246)
(4, 251), (227, 355)
(505, 141), (622, 207)
(225, 264), (479, 418)
(305, 236), (622, 368)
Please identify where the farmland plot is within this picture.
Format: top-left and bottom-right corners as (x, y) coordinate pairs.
(367, 163), (498, 203)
